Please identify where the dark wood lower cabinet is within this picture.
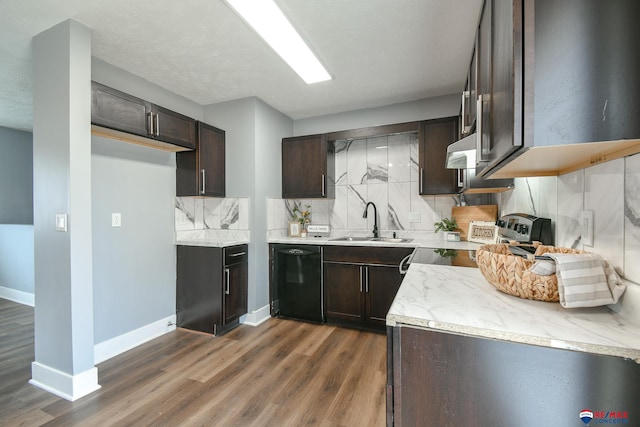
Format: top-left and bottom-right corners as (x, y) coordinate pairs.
(323, 246), (413, 331)
(176, 244), (247, 335)
(387, 325), (640, 426)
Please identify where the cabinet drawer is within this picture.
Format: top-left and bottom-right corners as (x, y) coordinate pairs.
(323, 246), (414, 265)
(224, 245), (248, 265)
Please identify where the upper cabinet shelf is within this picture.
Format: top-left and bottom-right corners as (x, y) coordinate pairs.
(91, 81), (196, 152)
(467, 0), (640, 179)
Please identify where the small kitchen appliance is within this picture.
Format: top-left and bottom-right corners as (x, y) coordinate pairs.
(497, 213), (553, 246)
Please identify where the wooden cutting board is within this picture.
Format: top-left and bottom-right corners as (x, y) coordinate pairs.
(451, 205), (498, 241)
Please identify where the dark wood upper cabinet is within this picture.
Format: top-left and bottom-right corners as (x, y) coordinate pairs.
(419, 116), (460, 195)
(91, 82), (151, 138)
(478, 0), (640, 178)
(282, 134), (332, 199)
(153, 105), (197, 149)
(91, 81), (196, 150)
(176, 122), (225, 197)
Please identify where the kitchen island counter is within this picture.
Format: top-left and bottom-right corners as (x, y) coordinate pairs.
(388, 263), (640, 362)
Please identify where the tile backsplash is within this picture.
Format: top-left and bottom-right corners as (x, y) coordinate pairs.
(267, 134), (490, 239)
(500, 152), (640, 285)
(175, 197), (250, 242)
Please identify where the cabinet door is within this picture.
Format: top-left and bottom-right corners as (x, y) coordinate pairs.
(224, 261), (248, 325)
(282, 134), (328, 198)
(199, 122), (225, 197)
(530, 0), (640, 147)
(176, 122), (225, 197)
(419, 117), (460, 195)
(477, 0), (492, 164)
(176, 246), (223, 334)
(365, 265), (403, 329)
(223, 245), (248, 326)
(153, 105), (196, 149)
(323, 262), (363, 323)
(91, 82), (151, 137)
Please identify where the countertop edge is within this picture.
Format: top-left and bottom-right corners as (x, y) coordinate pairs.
(387, 316), (640, 364)
(175, 239), (249, 248)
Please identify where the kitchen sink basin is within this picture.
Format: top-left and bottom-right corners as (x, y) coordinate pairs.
(330, 236), (413, 243)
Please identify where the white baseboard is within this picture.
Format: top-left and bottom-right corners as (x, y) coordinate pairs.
(94, 314), (176, 364)
(240, 304), (271, 326)
(30, 362), (101, 401)
(0, 285), (35, 307)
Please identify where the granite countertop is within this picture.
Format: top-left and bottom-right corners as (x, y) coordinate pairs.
(388, 263), (640, 363)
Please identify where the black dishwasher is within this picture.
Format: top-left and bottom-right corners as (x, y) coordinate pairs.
(272, 244), (323, 323)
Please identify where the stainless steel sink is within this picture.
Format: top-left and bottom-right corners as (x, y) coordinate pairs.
(330, 236), (413, 243)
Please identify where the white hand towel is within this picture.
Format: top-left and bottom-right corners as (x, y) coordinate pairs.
(546, 253), (626, 308)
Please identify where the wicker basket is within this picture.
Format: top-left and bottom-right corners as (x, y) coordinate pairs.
(476, 243), (586, 302)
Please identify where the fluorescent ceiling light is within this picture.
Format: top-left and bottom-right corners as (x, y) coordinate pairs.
(225, 0), (332, 84)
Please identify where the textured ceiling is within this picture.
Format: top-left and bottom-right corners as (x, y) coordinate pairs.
(0, 0), (483, 132)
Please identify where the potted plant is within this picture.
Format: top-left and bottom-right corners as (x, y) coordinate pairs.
(434, 217), (459, 241)
(292, 203), (312, 236)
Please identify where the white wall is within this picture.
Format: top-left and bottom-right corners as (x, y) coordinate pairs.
(91, 136), (176, 344)
(293, 94), (460, 136)
(0, 127), (33, 224)
(204, 97), (293, 315)
(0, 225), (34, 304)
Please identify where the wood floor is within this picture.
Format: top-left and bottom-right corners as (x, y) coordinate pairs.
(0, 298), (386, 426)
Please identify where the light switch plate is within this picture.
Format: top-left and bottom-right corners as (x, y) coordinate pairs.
(112, 213), (122, 227)
(55, 213), (68, 232)
(580, 210), (594, 246)
(409, 212), (421, 223)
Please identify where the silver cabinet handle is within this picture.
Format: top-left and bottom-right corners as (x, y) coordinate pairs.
(365, 267), (369, 293)
(359, 266), (363, 293)
(476, 95), (484, 164)
(458, 169), (464, 187)
(461, 90), (468, 133)
(229, 252), (246, 257)
(200, 169), (205, 195)
(419, 168), (424, 194)
(225, 268), (230, 295)
(321, 174), (326, 197)
(147, 112), (154, 136)
(154, 113), (160, 136)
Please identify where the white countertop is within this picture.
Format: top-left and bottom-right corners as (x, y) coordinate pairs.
(175, 229), (249, 248)
(388, 263), (640, 363)
(267, 235), (482, 250)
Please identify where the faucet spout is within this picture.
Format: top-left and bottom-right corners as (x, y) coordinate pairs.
(363, 202), (379, 238)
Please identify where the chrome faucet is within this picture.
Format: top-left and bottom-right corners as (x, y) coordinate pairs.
(363, 202), (379, 238)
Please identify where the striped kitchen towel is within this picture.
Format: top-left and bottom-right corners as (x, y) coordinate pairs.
(546, 253), (626, 308)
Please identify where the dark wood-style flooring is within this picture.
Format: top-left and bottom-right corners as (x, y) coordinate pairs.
(0, 298), (386, 426)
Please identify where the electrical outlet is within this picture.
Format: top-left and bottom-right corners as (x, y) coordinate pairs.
(580, 210), (594, 246)
(409, 212), (421, 223)
(112, 213), (122, 227)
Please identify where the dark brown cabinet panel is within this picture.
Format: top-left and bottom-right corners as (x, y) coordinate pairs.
(282, 134), (331, 199)
(223, 245), (248, 326)
(176, 245), (222, 334)
(176, 244), (247, 336)
(323, 246), (413, 331)
(387, 325), (640, 426)
(153, 105), (197, 150)
(418, 117), (460, 195)
(91, 81), (151, 138)
(323, 263), (363, 322)
(479, 0), (640, 177)
(91, 81), (196, 150)
(176, 122), (225, 197)
(366, 266), (403, 326)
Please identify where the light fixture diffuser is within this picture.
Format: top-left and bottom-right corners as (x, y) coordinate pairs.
(225, 0), (332, 84)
